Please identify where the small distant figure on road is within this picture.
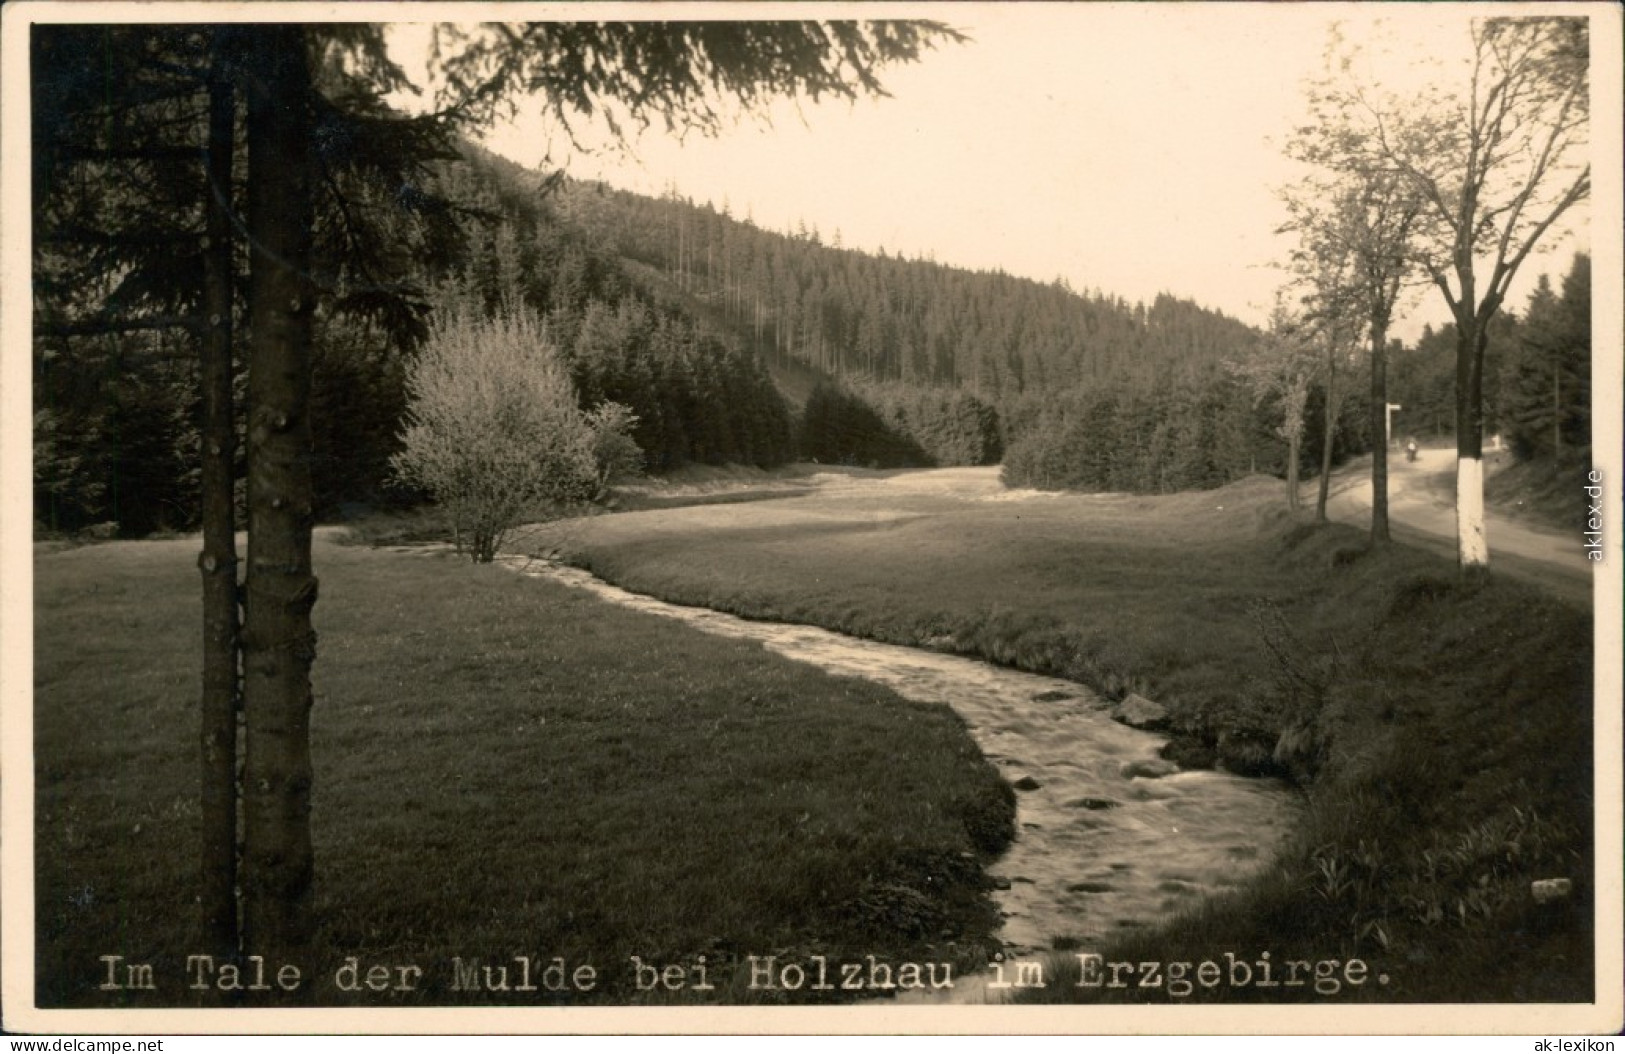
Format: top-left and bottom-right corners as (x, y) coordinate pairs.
(1405, 438), (1418, 463)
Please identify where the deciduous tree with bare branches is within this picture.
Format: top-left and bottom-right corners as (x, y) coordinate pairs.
(1279, 163), (1422, 540)
(1229, 305), (1321, 513)
(1311, 16), (1589, 570)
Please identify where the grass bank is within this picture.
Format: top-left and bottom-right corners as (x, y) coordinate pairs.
(33, 535), (1013, 1007)
(1484, 452), (1596, 534)
(527, 471), (1596, 1002)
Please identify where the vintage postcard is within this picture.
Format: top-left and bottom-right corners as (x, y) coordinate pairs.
(3, 0), (1621, 1037)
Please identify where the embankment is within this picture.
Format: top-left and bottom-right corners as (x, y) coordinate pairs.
(530, 470), (1595, 1001)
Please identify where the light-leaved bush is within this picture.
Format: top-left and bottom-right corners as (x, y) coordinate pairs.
(394, 306), (598, 562)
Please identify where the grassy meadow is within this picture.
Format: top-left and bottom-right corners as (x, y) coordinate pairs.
(33, 533), (1014, 1007)
(526, 467), (1596, 1002)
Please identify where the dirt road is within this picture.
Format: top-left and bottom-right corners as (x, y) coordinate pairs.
(1323, 445), (1594, 607)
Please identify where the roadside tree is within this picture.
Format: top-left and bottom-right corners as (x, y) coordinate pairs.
(1283, 112), (1423, 540)
(1311, 16), (1589, 570)
(1229, 307), (1321, 512)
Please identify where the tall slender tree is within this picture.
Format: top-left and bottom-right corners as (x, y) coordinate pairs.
(198, 26), (241, 960)
(1313, 16), (1589, 570)
(34, 18), (965, 962)
(1310, 313), (1361, 524)
(33, 23), (249, 956)
(1283, 111), (1423, 542)
(1283, 230), (1366, 524)
(1228, 306), (1320, 512)
(237, 26), (322, 961)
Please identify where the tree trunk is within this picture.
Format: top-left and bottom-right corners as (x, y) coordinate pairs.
(1553, 364), (1562, 460)
(1286, 429), (1301, 511)
(1315, 349), (1339, 523)
(240, 26), (318, 962)
(199, 36), (240, 960)
(1455, 313), (1489, 570)
(1369, 321), (1390, 543)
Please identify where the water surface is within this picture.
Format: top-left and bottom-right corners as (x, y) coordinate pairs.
(497, 554), (1299, 999)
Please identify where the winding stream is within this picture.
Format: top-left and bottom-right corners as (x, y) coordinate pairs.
(495, 554), (1301, 1001)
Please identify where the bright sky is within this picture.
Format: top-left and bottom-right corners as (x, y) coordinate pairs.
(395, 2), (1600, 342)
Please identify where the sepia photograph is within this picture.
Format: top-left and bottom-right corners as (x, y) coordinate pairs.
(3, 0), (1621, 1037)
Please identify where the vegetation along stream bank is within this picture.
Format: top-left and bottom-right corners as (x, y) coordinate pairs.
(523, 466), (1594, 1003)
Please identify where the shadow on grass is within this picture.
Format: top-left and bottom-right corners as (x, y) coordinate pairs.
(33, 536), (1016, 1007)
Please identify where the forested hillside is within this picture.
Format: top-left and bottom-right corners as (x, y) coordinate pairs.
(552, 179), (1336, 486)
(553, 180), (1265, 393)
(550, 179), (1593, 496)
(36, 139), (1415, 537)
(1387, 254), (1591, 461)
(34, 142), (795, 534)
(1388, 253), (1593, 527)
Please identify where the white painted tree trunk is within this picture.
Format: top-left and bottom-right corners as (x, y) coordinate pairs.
(1457, 456), (1489, 568)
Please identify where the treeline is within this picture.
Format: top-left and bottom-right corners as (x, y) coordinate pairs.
(1000, 368), (1371, 493)
(32, 19), (462, 536)
(552, 180), (1262, 398)
(410, 146), (801, 475)
(33, 141), (800, 534)
(1501, 254), (1590, 462)
(557, 298), (794, 471)
(34, 329), (202, 537)
(550, 176), (1329, 490)
(38, 126), (1422, 537)
(1387, 253), (1590, 461)
(798, 382), (1003, 468)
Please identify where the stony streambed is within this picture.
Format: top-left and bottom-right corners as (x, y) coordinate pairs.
(497, 554), (1301, 1002)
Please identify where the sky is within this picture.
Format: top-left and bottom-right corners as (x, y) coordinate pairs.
(389, 2), (1598, 344)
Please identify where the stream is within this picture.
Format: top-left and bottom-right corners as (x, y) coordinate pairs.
(495, 554), (1301, 1002)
